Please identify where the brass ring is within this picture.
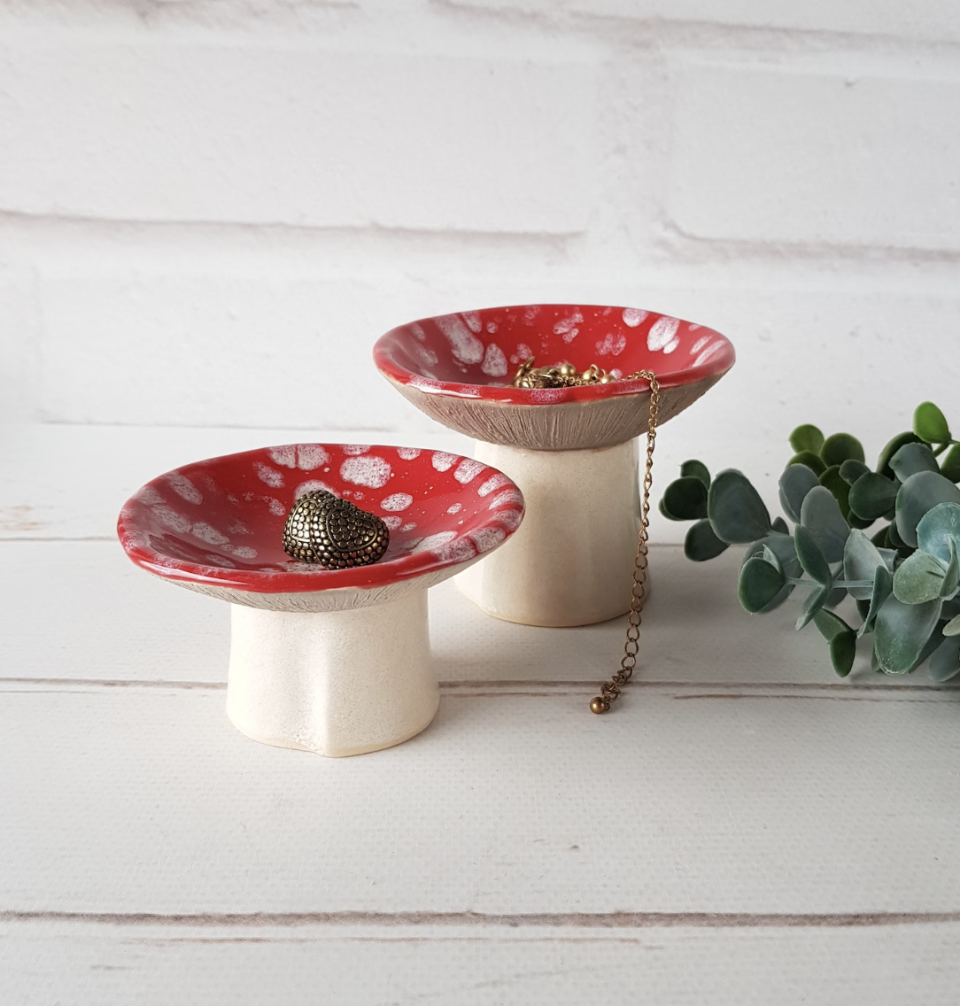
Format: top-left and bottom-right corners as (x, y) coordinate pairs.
(282, 490), (389, 568)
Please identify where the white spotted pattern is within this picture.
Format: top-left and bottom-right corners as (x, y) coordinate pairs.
(554, 311), (583, 344)
(295, 480), (337, 499)
(166, 472), (203, 505)
(136, 486), (164, 506)
(690, 336), (711, 355)
(481, 343), (508, 377)
(454, 459), (486, 484)
(622, 308), (647, 328)
(432, 452), (457, 472)
(596, 333), (627, 357)
(477, 473), (511, 497)
(436, 539), (476, 563)
(192, 522), (230, 546)
(470, 527), (506, 553)
(462, 311), (483, 333)
(694, 342), (726, 367)
(647, 316), (681, 353)
(296, 444), (330, 471)
(341, 445), (370, 456)
(228, 545), (258, 560)
(381, 492), (413, 512)
(397, 447), (421, 460)
(340, 455), (392, 489)
(435, 314), (484, 364)
(412, 531), (457, 553)
(489, 489), (524, 510)
(153, 505), (192, 534)
(494, 508), (523, 532)
(267, 446), (297, 468)
(382, 516), (403, 531)
(254, 463), (285, 488)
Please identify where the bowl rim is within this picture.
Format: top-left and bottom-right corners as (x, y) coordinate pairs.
(117, 443), (525, 595)
(373, 302), (735, 404)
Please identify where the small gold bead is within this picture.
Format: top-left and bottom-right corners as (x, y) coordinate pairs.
(559, 362), (576, 378)
(598, 374), (615, 384)
(590, 697), (610, 714)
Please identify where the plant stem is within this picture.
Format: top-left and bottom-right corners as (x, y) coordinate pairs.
(785, 578), (875, 589)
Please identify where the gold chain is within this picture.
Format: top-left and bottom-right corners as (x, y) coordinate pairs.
(592, 370), (660, 712)
(510, 358), (660, 715)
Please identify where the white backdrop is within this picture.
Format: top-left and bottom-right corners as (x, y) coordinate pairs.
(2, 0), (958, 538)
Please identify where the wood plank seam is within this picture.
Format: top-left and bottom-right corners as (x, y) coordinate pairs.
(4, 910), (960, 930)
(1, 678), (957, 700)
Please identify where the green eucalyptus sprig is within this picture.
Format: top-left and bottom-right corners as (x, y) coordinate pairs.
(660, 402), (960, 682)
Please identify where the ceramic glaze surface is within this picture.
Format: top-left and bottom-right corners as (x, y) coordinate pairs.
(374, 304), (735, 405)
(118, 443), (525, 595)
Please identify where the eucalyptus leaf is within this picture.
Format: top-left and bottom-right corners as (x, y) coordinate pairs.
(849, 473), (899, 521)
(913, 401), (951, 445)
(928, 634), (960, 682)
(794, 524), (833, 585)
(943, 613), (960, 637)
(893, 551), (948, 605)
(662, 476), (709, 521)
(799, 486), (849, 564)
(796, 583), (831, 630)
(877, 431), (921, 479)
(942, 598), (960, 620)
(684, 519), (729, 562)
(825, 585), (848, 609)
(873, 594), (942, 674)
(858, 564), (893, 639)
(915, 501), (960, 565)
(788, 451), (826, 476)
(779, 464), (821, 524)
(896, 471), (960, 547)
(839, 459), (871, 486)
(789, 424), (824, 455)
(941, 445), (960, 484)
(842, 529), (887, 601)
(821, 432), (865, 468)
(820, 465), (852, 519)
(829, 632), (857, 677)
(739, 556), (787, 614)
(708, 470), (773, 544)
(772, 516), (789, 534)
(813, 608), (851, 642)
(942, 539), (960, 600)
(680, 459), (711, 488)
(889, 442), (940, 481)
(745, 533), (802, 579)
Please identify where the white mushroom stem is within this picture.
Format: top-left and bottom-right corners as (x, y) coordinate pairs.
(457, 439), (644, 627)
(226, 590), (438, 757)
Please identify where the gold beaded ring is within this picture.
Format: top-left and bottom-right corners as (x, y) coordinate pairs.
(282, 490), (389, 569)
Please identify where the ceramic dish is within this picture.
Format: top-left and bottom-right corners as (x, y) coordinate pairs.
(374, 303), (735, 451)
(374, 305), (735, 626)
(118, 443), (524, 755)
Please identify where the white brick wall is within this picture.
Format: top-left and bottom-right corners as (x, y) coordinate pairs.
(1, 0), (958, 507)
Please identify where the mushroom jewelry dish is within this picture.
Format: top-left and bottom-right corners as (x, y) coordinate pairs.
(374, 304), (735, 627)
(118, 443), (524, 756)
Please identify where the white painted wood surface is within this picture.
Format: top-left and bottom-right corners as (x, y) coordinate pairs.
(3, 424), (960, 1004)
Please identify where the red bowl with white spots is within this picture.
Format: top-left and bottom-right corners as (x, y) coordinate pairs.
(117, 443), (524, 611)
(374, 304), (735, 450)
